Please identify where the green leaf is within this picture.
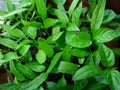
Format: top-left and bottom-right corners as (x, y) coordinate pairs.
(21, 20), (42, 28)
(58, 61), (79, 74)
(44, 18), (58, 28)
(52, 27), (64, 41)
(66, 32), (92, 48)
(4, 52), (18, 60)
(73, 65), (103, 80)
(20, 72), (48, 90)
(38, 38), (54, 58)
(36, 0), (46, 20)
(72, 2), (82, 25)
(15, 63), (36, 79)
(91, 0), (106, 31)
(67, 23), (80, 31)
(103, 9), (116, 24)
(53, 0), (66, 5)
(10, 61), (25, 81)
(93, 28), (120, 43)
(19, 45), (30, 56)
(0, 38), (17, 49)
(99, 44), (115, 67)
(53, 9), (69, 23)
(104, 69), (120, 90)
(1, 24), (25, 38)
(57, 76), (66, 87)
(26, 61), (46, 72)
(62, 45), (71, 61)
(27, 26), (37, 39)
(6, 0), (13, 12)
(47, 52), (62, 73)
(68, 0), (79, 17)
(71, 48), (89, 58)
(2, 8), (27, 19)
(36, 49), (46, 64)
(0, 50), (4, 59)
(112, 48), (120, 56)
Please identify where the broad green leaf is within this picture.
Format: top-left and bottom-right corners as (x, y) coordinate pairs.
(68, 0), (79, 17)
(27, 26), (37, 39)
(104, 69), (120, 90)
(58, 61), (79, 74)
(71, 48), (89, 58)
(19, 45), (30, 56)
(52, 27), (64, 41)
(85, 82), (106, 90)
(44, 18), (58, 28)
(21, 20), (42, 28)
(53, 0), (66, 5)
(99, 44), (115, 67)
(1, 24), (25, 38)
(47, 52), (62, 73)
(4, 52), (18, 60)
(6, 0), (13, 12)
(15, 63), (36, 79)
(73, 79), (88, 90)
(103, 9), (116, 24)
(0, 38), (17, 49)
(91, 0), (106, 31)
(57, 76), (66, 87)
(88, 0), (97, 14)
(53, 9), (69, 23)
(26, 62), (46, 72)
(66, 32), (92, 48)
(67, 23), (80, 31)
(10, 61), (25, 81)
(78, 58), (85, 64)
(2, 8), (27, 19)
(112, 48), (120, 56)
(20, 72), (48, 90)
(0, 50), (3, 59)
(62, 45), (71, 61)
(36, 0), (46, 20)
(38, 38), (54, 58)
(72, 2), (82, 25)
(36, 49), (46, 64)
(47, 82), (57, 90)
(73, 65), (103, 80)
(93, 28), (120, 43)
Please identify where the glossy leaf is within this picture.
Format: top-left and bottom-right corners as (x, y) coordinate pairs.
(53, 0), (66, 5)
(2, 8), (27, 19)
(47, 52), (62, 73)
(44, 18), (58, 28)
(72, 2), (82, 25)
(93, 28), (120, 43)
(58, 61), (79, 74)
(68, 0), (79, 16)
(4, 52), (18, 60)
(38, 38), (54, 58)
(103, 9), (116, 24)
(66, 32), (92, 48)
(20, 72), (48, 90)
(19, 45), (30, 56)
(67, 23), (80, 31)
(36, 49), (46, 64)
(27, 26), (37, 39)
(1, 24), (25, 38)
(91, 0), (106, 31)
(10, 61), (25, 81)
(73, 65), (103, 80)
(21, 20), (42, 28)
(0, 38), (17, 49)
(62, 45), (71, 61)
(99, 44), (115, 67)
(57, 76), (66, 87)
(15, 63), (36, 79)
(71, 48), (89, 58)
(36, 0), (46, 20)
(52, 27), (64, 41)
(104, 69), (120, 90)
(112, 48), (120, 56)
(26, 62), (46, 72)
